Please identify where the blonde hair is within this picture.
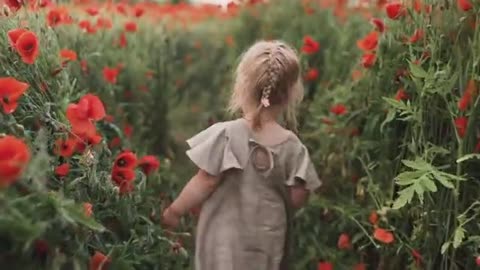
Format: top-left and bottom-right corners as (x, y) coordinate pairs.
(228, 40), (304, 131)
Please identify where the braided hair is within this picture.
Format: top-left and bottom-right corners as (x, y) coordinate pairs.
(229, 40), (303, 131)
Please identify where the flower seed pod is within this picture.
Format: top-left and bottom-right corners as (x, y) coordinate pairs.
(14, 123), (25, 135)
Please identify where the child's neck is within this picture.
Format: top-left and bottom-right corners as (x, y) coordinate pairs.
(243, 111), (279, 125)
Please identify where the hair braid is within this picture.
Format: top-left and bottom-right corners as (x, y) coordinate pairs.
(260, 44), (281, 108)
(253, 44), (282, 129)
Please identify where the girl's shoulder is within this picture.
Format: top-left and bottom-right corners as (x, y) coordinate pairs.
(187, 118), (306, 153)
(186, 119), (241, 146)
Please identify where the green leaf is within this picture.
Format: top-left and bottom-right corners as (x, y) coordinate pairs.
(453, 227), (466, 248)
(109, 259), (135, 270)
(456, 154), (480, 163)
(425, 145), (450, 157)
(380, 109), (397, 133)
(59, 202), (105, 232)
(441, 242), (451, 254)
(383, 97), (408, 111)
(413, 182), (425, 203)
(402, 159), (432, 171)
(393, 186), (415, 209)
(395, 170), (426, 183)
(409, 61), (428, 78)
(421, 176), (437, 192)
(434, 174), (455, 189)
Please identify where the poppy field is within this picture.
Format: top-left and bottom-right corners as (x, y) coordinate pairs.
(1, 0), (480, 269)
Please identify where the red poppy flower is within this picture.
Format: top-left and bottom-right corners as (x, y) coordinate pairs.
(413, 0), (423, 13)
(138, 155), (160, 175)
(321, 118), (334, 126)
(96, 17), (112, 29)
(337, 233), (352, 250)
(370, 18), (385, 32)
(86, 25), (97, 34)
(47, 8), (67, 27)
(421, 51), (431, 62)
(111, 167), (136, 186)
(5, 0), (23, 11)
(409, 29), (424, 43)
(357, 31), (378, 51)
(145, 70), (155, 79)
(15, 31), (39, 64)
(459, 80), (476, 111)
(54, 137), (77, 157)
(424, 4), (433, 13)
(458, 94), (470, 111)
(139, 85), (149, 93)
(330, 104), (347, 115)
(60, 49), (77, 62)
(248, 0), (263, 5)
(124, 124), (133, 138)
(455, 117), (468, 138)
(34, 239), (49, 257)
(475, 139), (480, 152)
(354, 263), (367, 270)
(0, 77), (29, 114)
(412, 249), (422, 267)
(395, 88), (409, 101)
(104, 114), (114, 123)
(78, 20), (96, 34)
(66, 94), (106, 136)
(304, 68), (319, 81)
(301, 36), (320, 54)
(0, 135), (30, 187)
(133, 6), (145, 17)
(116, 3), (127, 15)
(124, 21), (137, 33)
(89, 251), (110, 270)
(377, 0), (387, 8)
(227, 1), (239, 13)
(350, 127), (360, 137)
(361, 53), (376, 68)
(385, 2), (405, 19)
(225, 35), (235, 47)
(119, 179), (134, 194)
(317, 261), (333, 270)
(7, 28), (27, 48)
(80, 60), (88, 74)
(85, 7), (99, 16)
(114, 151), (137, 170)
(75, 132), (102, 153)
(373, 228), (394, 244)
(103, 67), (119, 84)
(83, 202), (93, 217)
(55, 163), (70, 177)
(109, 137), (121, 149)
(476, 256), (480, 266)
(79, 20), (91, 31)
(86, 133), (102, 145)
(369, 211), (379, 225)
(351, 69), (363, 81)
(118, 32), (127, 48)
(457, 0), (472, 11)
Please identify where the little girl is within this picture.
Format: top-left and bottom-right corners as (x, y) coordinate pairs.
(162, 40), (322, 270)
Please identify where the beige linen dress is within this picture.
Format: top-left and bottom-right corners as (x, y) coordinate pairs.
(186, 118), (322, 270)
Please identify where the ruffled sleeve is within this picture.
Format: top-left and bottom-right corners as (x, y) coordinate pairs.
(186, 123), (243, 176)
(285, 144), (322, 191)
